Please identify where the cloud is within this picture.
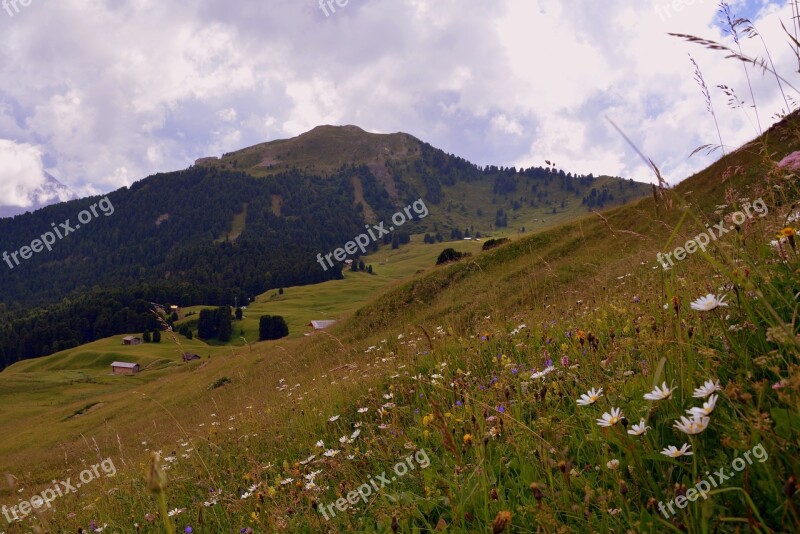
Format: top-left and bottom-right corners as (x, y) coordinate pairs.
(0, 140), (47, 207)
(0, 0), (791, 204)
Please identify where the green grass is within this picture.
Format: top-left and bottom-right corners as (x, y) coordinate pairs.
(1, 91), (800, 534)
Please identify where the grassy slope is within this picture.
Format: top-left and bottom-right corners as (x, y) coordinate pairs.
(0, 116), (797, 532)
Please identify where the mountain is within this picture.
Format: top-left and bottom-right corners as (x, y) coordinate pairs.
(1, 114), (797, 533)
(0, 126), (651, 368)
(0, 172), (77, 218)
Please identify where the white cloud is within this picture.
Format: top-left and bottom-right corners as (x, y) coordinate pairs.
(0, 140), (47, 207)
(0, 0), (792, 203)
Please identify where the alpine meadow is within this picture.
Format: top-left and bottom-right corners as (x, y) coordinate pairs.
(0, 1), (799, 533)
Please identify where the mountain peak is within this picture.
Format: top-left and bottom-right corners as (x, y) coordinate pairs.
(0, 173), (77, 218)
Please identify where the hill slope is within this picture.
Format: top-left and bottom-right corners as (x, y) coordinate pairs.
(0, 114), (797, 532)
(0, 126), (649, 369)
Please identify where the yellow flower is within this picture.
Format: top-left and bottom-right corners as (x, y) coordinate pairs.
(780, 227), (797, 238)
(463, 434), (472, 445)
(422, 414), (435, 426)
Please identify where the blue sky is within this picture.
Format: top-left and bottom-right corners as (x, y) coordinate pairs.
(0, 0), (796, 208)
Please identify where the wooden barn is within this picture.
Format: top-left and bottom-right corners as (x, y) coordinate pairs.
(122, 336), (142, 346)
(111, 362), (140, 375)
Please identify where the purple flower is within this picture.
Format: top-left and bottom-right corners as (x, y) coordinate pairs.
(545, 358), (553, 368)
(455, 400), (463, 407)
(511, 367), (519, 375)
(561, 356), (569, 367)
(633, 296), (641, 303)
(185, 527), (194, 534)
(566, 331), (573, 338)
(497, 405), (505, 413)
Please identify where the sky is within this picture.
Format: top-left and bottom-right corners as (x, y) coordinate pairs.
(0, 0), (794, 208)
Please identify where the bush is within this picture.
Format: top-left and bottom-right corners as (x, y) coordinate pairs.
(259, 315), (289, 341)
(482, 238), (510, 251)
(436, 248), (470, 265)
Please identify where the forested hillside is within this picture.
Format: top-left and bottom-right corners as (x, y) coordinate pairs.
(0, 128), (650, 370)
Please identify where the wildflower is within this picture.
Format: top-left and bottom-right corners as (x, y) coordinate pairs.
(661, 443), (693, 457)
(674, 415), (710, 435)
(323, 449), (340, 457)
(463, 434), (472, 445)
(576, 387), (603, 406)
(492, 510), (511, 533)
(531, 366), (555, 379)
(606, 459), (619, 470)
(167, 508), (183, 517)
(357, 407), (368, 413)
(693, 379), (721, 398)
(627, 419), (650, 436)
(596, 407), (624, 427)
(351, 428), (361, 440)
(643, 381), (675, 401)
(687, 394), (718, 417)
(280, 478), (293, 485)
(315, 440), (324, 448)
(690, 294), (728, 312)
(779, 227), (797, 250)
(328, 415), (340, 422)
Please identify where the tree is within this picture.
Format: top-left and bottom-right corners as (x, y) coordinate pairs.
(153, 329), (161, 343)
(278, 288), (284, 295)
(367, 265), (373, 274)
(143, 330), (152, 343)
(217, 306), (233, 342)
(235, 307), (243, 320)
(259, 315), (289, 341)
(198, 309), (216, 339)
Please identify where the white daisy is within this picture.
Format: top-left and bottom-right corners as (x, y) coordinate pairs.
(690, 294), (728, 312)
(596, 407), (624, 427)
(576, 387), (603, 406)
(627, 419), (650, 436)
(323, 449), (340, 457)
(644, 381), (675, 401)
(661, 443), (693, 457)
(328, 415), (340, 422)
(693, 379), (722, 398)
(167, 508), (183, 517)
(606, 459), (619, 470)
(531, 366), (555, 379)
(687, 394), (718, 417)
(673, 415), (710, 435)
(315, 440), (325, 448)
(357, 407), (369, 413)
